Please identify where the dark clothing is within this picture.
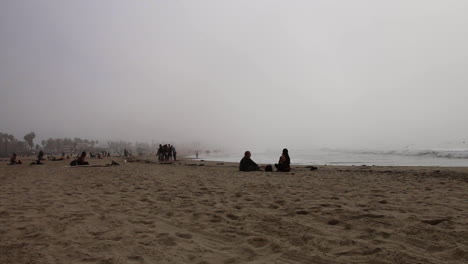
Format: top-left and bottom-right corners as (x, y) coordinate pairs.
(70, 160), (89, 166)
(239, 157), (259, 171)
(275, 163), (290, 172)
(38, 151), (44, 160)
(275, 154), (290, 172)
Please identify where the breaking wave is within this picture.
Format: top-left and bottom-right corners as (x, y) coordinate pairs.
(326, 148), (468, 159)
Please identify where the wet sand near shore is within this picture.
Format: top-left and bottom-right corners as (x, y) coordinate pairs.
(0, 157), (467, 264)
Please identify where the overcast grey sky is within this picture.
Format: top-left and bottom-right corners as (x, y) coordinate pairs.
(1, 0), (467, 150)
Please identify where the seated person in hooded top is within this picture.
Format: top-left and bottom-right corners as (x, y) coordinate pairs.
(77, 152), (89, 165)
(71, 152), (90, 166)
(275, 148), (291, 172)
(239, 151), (260, 171)
(9, 153), (22, 165)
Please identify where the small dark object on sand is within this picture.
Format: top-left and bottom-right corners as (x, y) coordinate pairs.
(421, 218), (449, 225)
(111, 160), (120, 166)
(305, 166), (318, 170)
(328, 219), (340, 225)
(199, 164), (205, 166)
(30, 160), (44, 165)
(296, 210), (309, 215)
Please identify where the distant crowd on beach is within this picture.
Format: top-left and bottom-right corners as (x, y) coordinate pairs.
(156, 144), (177, 162)
(6, 150), (115, 167)
(6, 146), (298, 172)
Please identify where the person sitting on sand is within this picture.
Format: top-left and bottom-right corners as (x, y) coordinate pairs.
(9, 153), (22, 165)
(239, 151), (260, 171)
(77, 152), (89, 165)
(275, 148), (291, 172)
(70, 152), (90, 166)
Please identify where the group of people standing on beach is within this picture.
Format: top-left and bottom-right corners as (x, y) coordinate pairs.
(239, 148), (291, 172)
(156, 144), (177, 162)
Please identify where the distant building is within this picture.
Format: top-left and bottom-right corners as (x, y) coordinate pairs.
(76, 142), (89, 151)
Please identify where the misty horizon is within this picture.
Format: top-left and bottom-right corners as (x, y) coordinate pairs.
(1, 1), (467, 152)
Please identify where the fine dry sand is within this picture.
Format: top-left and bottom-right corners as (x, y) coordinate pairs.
(0, 157), (467, 264)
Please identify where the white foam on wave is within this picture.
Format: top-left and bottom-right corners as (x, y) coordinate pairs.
(330, 148), (468, 159)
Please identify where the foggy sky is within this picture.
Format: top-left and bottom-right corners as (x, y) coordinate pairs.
(1, 0), (467, 151)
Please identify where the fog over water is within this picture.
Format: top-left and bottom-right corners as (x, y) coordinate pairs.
(1, 1), (468, 153)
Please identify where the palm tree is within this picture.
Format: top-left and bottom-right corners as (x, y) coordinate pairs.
(23, 132), (36, 151)
(1, 134), (16, 155)
(0, 133), (6, 156)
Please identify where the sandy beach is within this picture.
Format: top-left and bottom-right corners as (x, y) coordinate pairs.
(0, 157), (467, 264)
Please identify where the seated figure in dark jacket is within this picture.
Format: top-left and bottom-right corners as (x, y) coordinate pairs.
(275, 148), (291, 172)
(70, 152), (90, 166)
(239, 151), (260, 171)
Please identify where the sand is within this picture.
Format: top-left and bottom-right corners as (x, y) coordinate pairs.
(0, 157), (467, 264)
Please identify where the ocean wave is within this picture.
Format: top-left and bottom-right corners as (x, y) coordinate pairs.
(324, 148), (468, 159)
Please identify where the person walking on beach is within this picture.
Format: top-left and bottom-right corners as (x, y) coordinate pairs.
(275, 148), (291, 172)
(239, 151), (260, 171)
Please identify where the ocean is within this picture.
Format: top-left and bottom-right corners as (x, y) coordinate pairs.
(187, 148), (468, 167)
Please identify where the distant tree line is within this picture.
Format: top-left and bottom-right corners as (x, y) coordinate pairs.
(1, 131), (216, 158)
(40, 138), (99, 154)
(0, 131), (102, 157)
(0, 132), (33, 157)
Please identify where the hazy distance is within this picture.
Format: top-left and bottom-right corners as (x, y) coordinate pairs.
(1, 0), (468, 152)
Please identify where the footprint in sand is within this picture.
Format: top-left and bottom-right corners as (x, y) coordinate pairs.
(127, 255), (144, 263)
(274, 200), (285, 206)
(157, 235), (177, 246)
(247, 237), (269, 248)
(226, 213), (240, 220)
(223, 257), (237, 264)
(176, 233), (193, 239)
(210, 215), (223, 223)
